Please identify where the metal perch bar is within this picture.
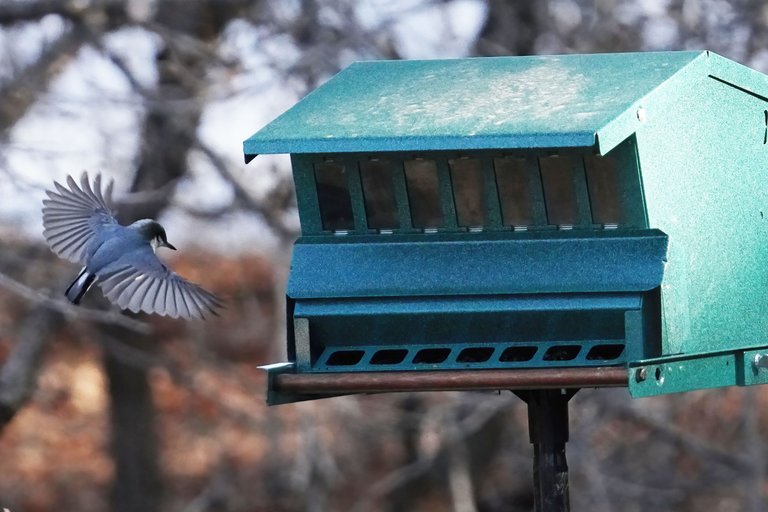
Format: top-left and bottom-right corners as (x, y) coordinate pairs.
(273, 367), (627, 395)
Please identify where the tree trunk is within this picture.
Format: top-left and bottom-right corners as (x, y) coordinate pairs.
(473, 0), (544, 56)
(103, 3), (243, 510)
(104, 335), (163, 512)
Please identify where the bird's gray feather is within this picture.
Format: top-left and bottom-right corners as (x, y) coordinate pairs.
(42, 172), (117, 264)
(96, 246), (220, 319)
(153, 280), (169, 316)
(127, 277), (152, 313)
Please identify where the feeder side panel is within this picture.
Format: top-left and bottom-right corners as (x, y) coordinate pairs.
(637, 60), (768, 355)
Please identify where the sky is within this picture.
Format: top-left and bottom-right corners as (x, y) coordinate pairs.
(9, 0), (751, 257)
(0, 0), (487, 257)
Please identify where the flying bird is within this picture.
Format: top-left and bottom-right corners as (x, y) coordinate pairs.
(42, 173), (221, 319)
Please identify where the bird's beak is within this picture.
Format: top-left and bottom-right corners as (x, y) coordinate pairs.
(162, 241), (177, 251)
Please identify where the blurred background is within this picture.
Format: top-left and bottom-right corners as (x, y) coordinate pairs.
(1, 0), (767, 511)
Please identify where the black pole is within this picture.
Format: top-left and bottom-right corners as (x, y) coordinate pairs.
(516, 389), (577, 512)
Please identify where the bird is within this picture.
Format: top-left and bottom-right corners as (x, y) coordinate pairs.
(42, 172), (222, 319)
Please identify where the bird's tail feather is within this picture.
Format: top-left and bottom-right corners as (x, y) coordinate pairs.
(65, 268), (96, 305)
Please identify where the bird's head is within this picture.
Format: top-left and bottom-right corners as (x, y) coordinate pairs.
(131, 219), (177, 251)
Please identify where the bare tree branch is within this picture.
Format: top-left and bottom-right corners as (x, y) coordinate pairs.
(193, 140), (299, 241)
(173, 201), (237, 219)
(0, 270), (151, 334)
(0, 25), (87, 134)
(610, 402), (750, 473)
(0, 1), (75, 25)
(0, 307), (61, 433)
(447, 408), (479, 512)
(351, 396), (513, 512)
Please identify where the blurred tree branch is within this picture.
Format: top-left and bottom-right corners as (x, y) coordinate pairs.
(351, 395), (515, 512)
(0, 307), (61, 434)
(611, 402), (750, 473)
(742, 387), (764, 512)
(0, 25), (87, 135)
(193, 141), (299, 240)
(0, 1), (78, 25)
(0, 270), (150, 333)
(473, 0), (544, 56)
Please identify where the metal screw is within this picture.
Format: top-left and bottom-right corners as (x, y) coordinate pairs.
(636, 107), (647, 123)
(635, 367), (647, 382)
(754, 353), (768, 371)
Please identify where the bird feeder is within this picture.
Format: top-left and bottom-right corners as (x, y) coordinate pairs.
(244, 51), (768, 509)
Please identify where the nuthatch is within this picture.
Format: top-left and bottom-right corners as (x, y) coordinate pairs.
(42, 173), (221, 319)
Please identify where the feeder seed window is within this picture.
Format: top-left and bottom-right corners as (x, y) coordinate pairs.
(309, 144), (640, 234)
(360, 159), (400, 230)
(449, 157), (487, 228)
(404, 159), (444, 229)
(494, 156), (539, 227)
(584, 153), (623, 226)
(539, 155), (591, 227)
(314, 161), (354, 231)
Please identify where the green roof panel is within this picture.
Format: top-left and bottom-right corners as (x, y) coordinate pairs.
(244, 51), (706, 157)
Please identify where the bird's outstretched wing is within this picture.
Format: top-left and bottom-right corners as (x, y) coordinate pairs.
(42, 172), (118, 265)
(96, 249), (222, 319)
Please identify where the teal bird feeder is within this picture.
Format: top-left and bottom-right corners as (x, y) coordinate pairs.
(246, 49), (768, 401)
(244, 50), (768, 510)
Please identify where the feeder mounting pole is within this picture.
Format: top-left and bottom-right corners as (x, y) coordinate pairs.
(516, 389), (577, 512)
